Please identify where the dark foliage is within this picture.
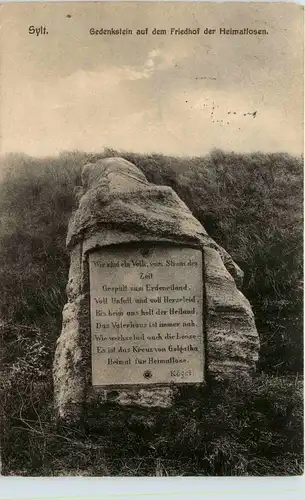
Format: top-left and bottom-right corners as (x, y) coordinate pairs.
(1, 375), (303, 476)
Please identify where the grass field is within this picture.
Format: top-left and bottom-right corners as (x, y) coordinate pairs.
(0, 149), (303, 475)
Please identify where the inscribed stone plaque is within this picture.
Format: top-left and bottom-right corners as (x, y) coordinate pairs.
(89, 246), (204, 386)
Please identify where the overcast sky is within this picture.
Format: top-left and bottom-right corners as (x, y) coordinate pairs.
(0, 2), (303, 157)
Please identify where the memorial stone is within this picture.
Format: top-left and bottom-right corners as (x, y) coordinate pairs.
(53, 157), (260, 423)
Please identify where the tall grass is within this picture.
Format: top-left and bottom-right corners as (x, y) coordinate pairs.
(2, 375), (303, 476)
(0, 148), (303, 475)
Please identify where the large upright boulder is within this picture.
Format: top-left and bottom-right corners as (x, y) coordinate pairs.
(53, 157), (259, 422)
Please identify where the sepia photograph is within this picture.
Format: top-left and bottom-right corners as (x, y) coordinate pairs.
(0, 1), (303, 477)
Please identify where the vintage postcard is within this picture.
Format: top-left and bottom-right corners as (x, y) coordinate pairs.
(0, 2), (303, 477)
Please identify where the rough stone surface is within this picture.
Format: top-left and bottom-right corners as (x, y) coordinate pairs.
(87, 386), (178, 408)
(203, 247), (259, 380)
(53, 157), (260, 422)
(66, 157), (241, 285)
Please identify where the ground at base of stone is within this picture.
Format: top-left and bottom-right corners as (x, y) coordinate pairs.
(2, 375), (303, 477)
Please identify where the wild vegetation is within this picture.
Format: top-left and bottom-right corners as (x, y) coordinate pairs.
(0, 149), (303, 475)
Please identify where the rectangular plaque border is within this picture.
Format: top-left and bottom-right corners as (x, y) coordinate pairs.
(87, 240), (206, 390)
